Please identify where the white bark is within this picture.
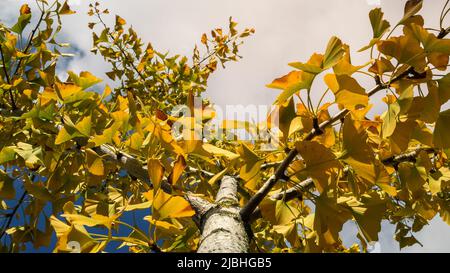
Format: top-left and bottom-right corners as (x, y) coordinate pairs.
(187, 176), (249, 253)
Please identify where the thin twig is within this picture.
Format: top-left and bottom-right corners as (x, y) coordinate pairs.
(0, 191), (28, 241)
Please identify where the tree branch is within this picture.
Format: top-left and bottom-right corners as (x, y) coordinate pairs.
(215, 176), (239, 205)
(11, 11), (45, 78)
(248, 147), (437, 221)
(92, 144), (173, 193)
(0, 191), (27, 241)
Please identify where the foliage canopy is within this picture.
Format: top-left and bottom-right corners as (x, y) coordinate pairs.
(1, 0), (450, 253)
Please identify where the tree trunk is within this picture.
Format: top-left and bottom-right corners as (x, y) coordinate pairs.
(186, 176), (249, 253)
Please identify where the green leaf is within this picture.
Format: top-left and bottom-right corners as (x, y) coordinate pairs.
(369, 8), (390, 39)
(0, 170), (15, 200)
(11, 14), (31, 34)
(147, 158), (165, 192)
(267, 70), (315, 105)
(322, 36), (345, 70)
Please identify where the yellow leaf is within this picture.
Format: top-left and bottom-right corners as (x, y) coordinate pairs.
(123, 201), (152, 211)
(40, 87), (59, 105)
(267, 69), (315, 105)
(23, 176), (52, 202)
(342, 192), (386, 242)
(267, 97), (296, 142)
(75, 115), (91, 137)
(49, 215), (70, 237)
(324, 74), (368, 111)
(314, 191), (352, 246)
(275, 200), (300, 225)
(369, 57), (395, 75)
(55, 127), (73, 145)
(68, 71), (102, 90)
(208, 168), (228, 186)
(267, 70), (303, 90)
(86, 148), (104, 176)
(333, 44), (368, 76)
(55, 82), (82, 101)
(289, 53), (324, 74)
(400, 0), (423, 25)
(369, 8), (390, 39)
(101, 85), (112, 100)
(377, 35), (426, 71)
(147, 158), (165, 192)
(202, 143), (239, 160)
(237, 142), (263, 189)
(389, 120), (417, 154)
(144, 118), (185, 155)
(433, 109), (450, 149)
(170, 155), (186, 185)
(322, 36), (345, 69)
(144, 216), (183, 235)
(381, 97), (400, 138)
(152, 190), (195, 220)
(296, 141), (341, 193)
(59, 1), (76, 15)
(61, 213), (116, 229)
(125, 132), (144, 151)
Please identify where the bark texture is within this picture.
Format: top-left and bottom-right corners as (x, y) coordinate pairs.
(188, 176), (249, 253)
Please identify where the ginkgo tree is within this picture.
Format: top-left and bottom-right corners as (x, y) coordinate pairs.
(1, 0), (450, 253)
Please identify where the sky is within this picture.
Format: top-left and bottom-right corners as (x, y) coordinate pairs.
(1, 0), (450, 252)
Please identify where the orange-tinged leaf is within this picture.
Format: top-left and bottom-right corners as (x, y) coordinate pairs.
(275, 200), (300, 225)
(116, 15), (126, 26)
(20, 4), (31, 15)
(266, 71), (303, 90)
(0, 171), (15, 199)
(289, 53), (324, 74)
